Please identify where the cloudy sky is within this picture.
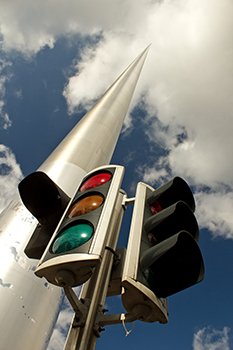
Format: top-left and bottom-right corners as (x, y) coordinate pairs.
(0, 0), (233, 349)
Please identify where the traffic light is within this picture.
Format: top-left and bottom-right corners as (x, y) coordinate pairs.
(18, 171), (70, 259)
(121, 177), (204, 323)
(34, 165), (124, 288)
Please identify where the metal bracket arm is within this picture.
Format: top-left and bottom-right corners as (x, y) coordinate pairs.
(122, 194), (135, 207)
(98, 312), (137, 327)
(93, 307), (137, 337)
(63, 286), (90, 327)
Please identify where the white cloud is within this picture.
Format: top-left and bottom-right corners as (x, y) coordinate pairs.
(140, 0), (233, 187)
(143, 0), (233, 240)
(140, 156), (169, 185)
(0, 59), (12, 129)
(195, 191), (233, 239)
(47, 305), (73, 350)
(47, 288), (80, 350)
(0, 0), (149, 55)
(0, 145), (23, 213)
(193, 326), (230, 350)
(63, 34), (147, 115)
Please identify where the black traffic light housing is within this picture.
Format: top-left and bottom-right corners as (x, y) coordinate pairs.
(121, 177), (204, 322)
(141, 230), (204, 298)
(139, 177), (204, 298)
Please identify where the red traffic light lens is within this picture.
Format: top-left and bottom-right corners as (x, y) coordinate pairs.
(80, 172), (112, 192)
(150, 200), (163, 214)
(68, 195), (104, 217)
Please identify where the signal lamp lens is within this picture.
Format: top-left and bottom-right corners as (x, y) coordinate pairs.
(51, 223), (93, 254)
(150, 201), (163, 214)
(68, 195), (104, 217)
(80, 172), (112, 192)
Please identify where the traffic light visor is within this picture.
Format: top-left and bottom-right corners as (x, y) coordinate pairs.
(144, 201), (199, 244)
(147, 177), (195, 212)
(140, 231), (204, 298)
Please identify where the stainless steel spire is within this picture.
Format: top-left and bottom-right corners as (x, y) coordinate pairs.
(0, 46), (149, 350)
(39, 46), (150, 196)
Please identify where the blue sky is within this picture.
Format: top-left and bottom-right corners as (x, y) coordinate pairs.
(1, 0), (233, 349)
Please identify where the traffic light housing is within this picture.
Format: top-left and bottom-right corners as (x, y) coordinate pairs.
(121, 177), (204, 323)
(35, 165), (124, 288)
(18, 171), (70, 259)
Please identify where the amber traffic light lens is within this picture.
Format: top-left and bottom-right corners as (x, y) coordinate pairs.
(68, 194), (104, 217)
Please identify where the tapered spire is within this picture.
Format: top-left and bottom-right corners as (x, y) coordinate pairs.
(39, 46), (150, 196)
(0, 46), (149, 350)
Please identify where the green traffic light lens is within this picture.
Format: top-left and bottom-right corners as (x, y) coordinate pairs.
(51, 223), (93, 254)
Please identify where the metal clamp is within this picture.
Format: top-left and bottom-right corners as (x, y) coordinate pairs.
(122, 194), (135, 208)
(93, 305), (137, 337)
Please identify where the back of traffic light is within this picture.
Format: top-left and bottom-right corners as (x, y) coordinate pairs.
(35, 165), (124, 288)
(121, 177), (204, 323)
(18, 171), (70, 259)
